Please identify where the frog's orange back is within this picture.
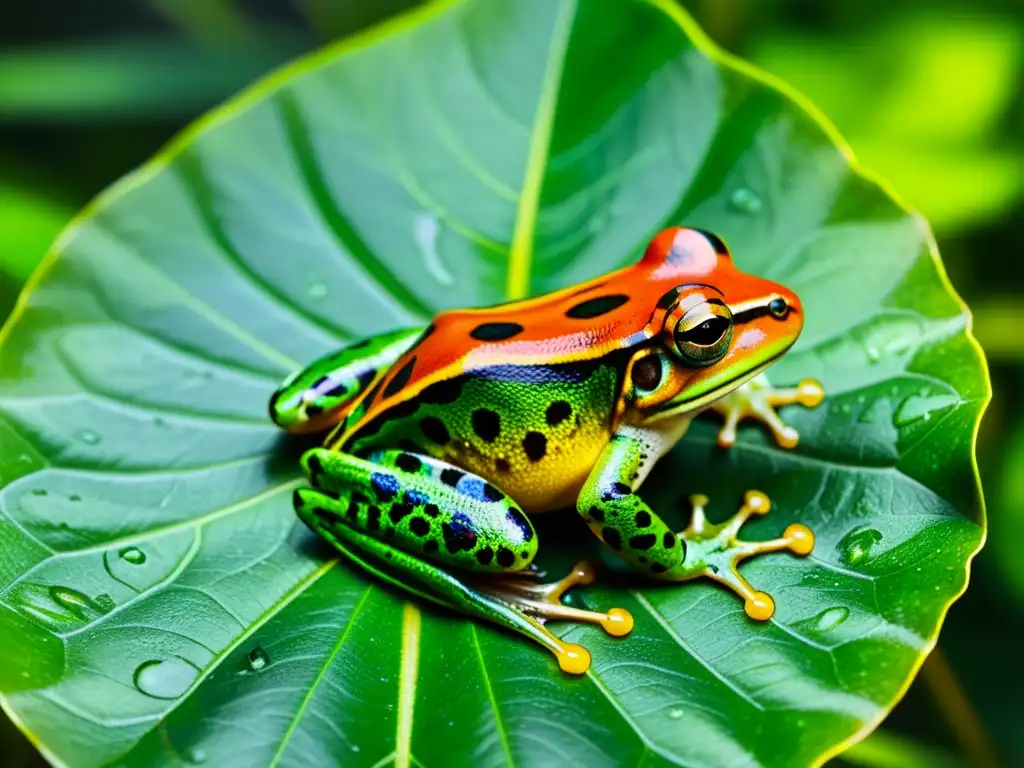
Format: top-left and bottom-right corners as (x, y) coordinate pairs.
(343, 227), (748, 436)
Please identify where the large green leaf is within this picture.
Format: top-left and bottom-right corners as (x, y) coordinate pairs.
(0, 1), (988, 766)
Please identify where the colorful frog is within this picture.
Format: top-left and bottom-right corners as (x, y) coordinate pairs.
(270, 227), (824, 674)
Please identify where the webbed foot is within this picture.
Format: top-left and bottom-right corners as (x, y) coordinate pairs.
(472, 561), (634, 674)
(678, 491), (814, 620)
(710, 374), (824, 448)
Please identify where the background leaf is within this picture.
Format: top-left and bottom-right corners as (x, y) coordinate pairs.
(0, 1), (987, 766)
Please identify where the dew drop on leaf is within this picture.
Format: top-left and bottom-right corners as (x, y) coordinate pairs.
(46, 586), (113, 621)
(836, 526), (883, 567)
(246, 646), (269, 672)
(812, 606), (849, 632)
(133, 657), (200, 700)
(728, 187), (763, 214)
(119, 547), (146, 565)
(894, 393), (958, 427)
(93, 593), (115, 612)
(308, 282), (327, 299)
(187, 748), (207, 764)
(668, 708), (684, 720)
(75, 429), (100, 445)
(30, 489), (47, 496)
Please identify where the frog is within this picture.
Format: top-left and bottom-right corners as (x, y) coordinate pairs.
(269, 226), (824, 675)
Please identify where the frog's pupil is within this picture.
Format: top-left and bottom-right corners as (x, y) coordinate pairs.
(678, 315), (729, 346)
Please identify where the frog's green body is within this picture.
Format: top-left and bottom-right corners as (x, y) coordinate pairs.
(271, 227), (824, 673)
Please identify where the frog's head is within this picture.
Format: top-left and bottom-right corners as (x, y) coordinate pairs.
(629, 227), (805, 421)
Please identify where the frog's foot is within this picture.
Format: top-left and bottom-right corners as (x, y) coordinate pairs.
(471, 561), (634, 674)
(710, 374), (824, 449)
(678, 491), (814, 620)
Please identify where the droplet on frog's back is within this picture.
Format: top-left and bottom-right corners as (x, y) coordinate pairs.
(134, 657), (200, 699)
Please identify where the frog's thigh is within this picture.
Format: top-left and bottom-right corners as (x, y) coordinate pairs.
(269, 327), (425, 434)
(298, 447), (538, 573)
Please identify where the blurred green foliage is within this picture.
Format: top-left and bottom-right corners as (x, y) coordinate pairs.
(750, 11), (1023, 233)
(0, 0), (1020, 766)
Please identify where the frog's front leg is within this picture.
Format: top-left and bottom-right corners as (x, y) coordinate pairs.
(269, 327), (426, 434)
(296, 447), (632, 674)
(578, 424), (814, 620)
(708, 372), (824, 448)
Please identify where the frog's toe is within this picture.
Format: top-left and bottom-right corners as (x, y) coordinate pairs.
(709, 375), (825, 450)
(473, 561), (635, 643)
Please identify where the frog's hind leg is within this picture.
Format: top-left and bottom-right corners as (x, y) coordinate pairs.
(269, 326), (425, 434)
(295, 447), (633, 674)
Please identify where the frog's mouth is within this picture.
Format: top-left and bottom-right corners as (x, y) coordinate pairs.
(644, 346), (789, 423)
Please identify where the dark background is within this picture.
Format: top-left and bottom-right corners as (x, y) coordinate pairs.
(1, 1), (1021, 766)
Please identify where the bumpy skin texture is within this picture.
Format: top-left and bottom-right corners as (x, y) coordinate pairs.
(269, 227), (825, 673)
(299, 448), (538, 572)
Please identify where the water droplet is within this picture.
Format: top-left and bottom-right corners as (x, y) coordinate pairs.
(351, 745), (361, 753)
(134, 657), (200, 699)
(12, 584), (114, 628)
(668, 707), (684, 720)
(31, 489), (47, 496)
(75, 429), (100, 445)
(813, 606), (849, 632)
(94, 593), (116, 612)
(246, 647), (269, 672)
(837, 526), (883, 567)
(729, 188), (763, 214)
(68, 494), (81, 502)
(894, 393), (958, 427)
(153, 417), (169, 429)
(187, 748), (207, 764)
(413, 213), (454, 286)
(53, 587), (111, 619)
(865, 346), (881, 363)
(119, 547), (146, 565)
(308, 282), (327, 299)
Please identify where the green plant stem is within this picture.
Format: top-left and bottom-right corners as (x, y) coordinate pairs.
(148, 0), (260, 48)
(843, 729), (964, 768)
(920, 646), (1001, 768)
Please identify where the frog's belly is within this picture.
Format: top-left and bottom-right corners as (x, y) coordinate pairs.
(441, 418), (611, 514)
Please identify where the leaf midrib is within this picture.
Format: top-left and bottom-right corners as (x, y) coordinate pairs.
(505, 0), (575, 301)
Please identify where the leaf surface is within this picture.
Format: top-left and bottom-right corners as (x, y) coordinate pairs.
(0, 1), (987, 766)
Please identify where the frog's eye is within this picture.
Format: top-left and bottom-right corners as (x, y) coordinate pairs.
(672, 301), (733, 366)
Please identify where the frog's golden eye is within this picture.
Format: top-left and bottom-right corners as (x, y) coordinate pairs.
(672, 301), (733, 366)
